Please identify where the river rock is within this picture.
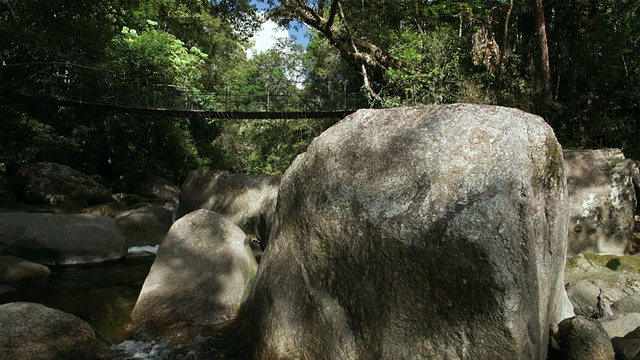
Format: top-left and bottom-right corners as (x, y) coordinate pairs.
(563, 149), (637, 256)
(0, 302), (110, 359)
(242, 104), (570, 359)
(565, 253), (640, 317)
(177, 170), (279, 247)
(601, 313), (640, 339)
(554, 315), (615, 360)
(613, 295), (640, 315)
(12, 162), (114, 208)
(130, 209), (258, 339)
(0, 255), (50, 283)
(115, 170), (180, 204)
(115, 205), (173, 247)
(612, 326), (640, 360)
(0, 213), (127, 265)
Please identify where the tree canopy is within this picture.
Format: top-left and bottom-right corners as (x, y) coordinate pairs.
(1, 0), (638, 184)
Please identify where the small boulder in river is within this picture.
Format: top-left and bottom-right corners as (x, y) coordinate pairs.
(242, 104), (571, 359)
(130, 209), (258, 339)
(12, 162), (114, 209)
(563, 149), (637, 256)
(0, 255), (50, 283)
(0, 302), (110, 359)
(177, 170), (279, 247)
(0, 213), (127, 265)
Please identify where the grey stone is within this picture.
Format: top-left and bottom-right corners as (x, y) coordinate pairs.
(0, 255), (50, 283)
(130, 209), (258, 339)
(612, 326), (640, 360)
(601, 313), (640, 339)
(242, 104), (570, 359)
(177, 170), (279, 247)
(0, 213), (127, 265)
(613, 295), (640, 315)
(564, 149), (637, 256)
(115, 205), (174, 247)
(555, 315), (615, 360)
(0, 302), (109, 360)
(12, 162), (114, 208)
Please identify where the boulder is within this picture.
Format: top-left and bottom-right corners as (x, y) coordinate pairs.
(563, 149), (637, 256)
(601, 313), (640, 339)
(612, 326), (640, 360)
(130, 209), (258, 339)
(115, 170), (180, 204)
(565, 253), (640, 316)
(242, 105), (570, 359)
(177, 170), (279, 247)
(566, 279), (602, 317)
(0, 255), (50, 283)
(12, 162), (114, 208)
(115, 205), (174, 247)
(613, 295), (640, 315)
(0, 213), (127, 265)
(554, 315), (615, 360)
(80, 201), (129, 217)
(0, 302), (110, 359)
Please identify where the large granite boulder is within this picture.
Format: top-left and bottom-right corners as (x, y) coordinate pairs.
(242, 105), (571, 359)
(12, 162), (114, 208)
(115, 205), (174, 247)
(563, 149), (637, 256)
(130, 209), (258, 339)
(177, 170), (279, 247)
(0, 302), (110, 360)
(0, 213), (127, 265)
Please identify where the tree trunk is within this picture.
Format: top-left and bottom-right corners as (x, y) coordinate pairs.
(278, 0), (392, 99)
(533, 0), (552, 105)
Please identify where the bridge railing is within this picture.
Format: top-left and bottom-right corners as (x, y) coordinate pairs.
(2, 62), (368, 113)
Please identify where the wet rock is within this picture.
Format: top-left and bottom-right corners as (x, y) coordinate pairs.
(0, 302), (110, 360)
(242, 104), (570, 359)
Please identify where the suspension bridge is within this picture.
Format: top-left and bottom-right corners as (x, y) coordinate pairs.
(2, 62), (368, 120)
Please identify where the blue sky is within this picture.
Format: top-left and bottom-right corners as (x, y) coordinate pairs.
(248, 0), (310, 55)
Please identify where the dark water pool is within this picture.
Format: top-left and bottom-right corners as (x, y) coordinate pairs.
(1, 255), (249, 359)
(0, 256), (153, 344)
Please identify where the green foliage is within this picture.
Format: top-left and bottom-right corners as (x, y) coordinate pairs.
(2, 0), (639, 184)
(385, 27), (464, 106)
(214, 118), (337, 175)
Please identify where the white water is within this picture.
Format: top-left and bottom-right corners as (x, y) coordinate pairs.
(128, 245), (160, 255)
(111, 340), (170, 359)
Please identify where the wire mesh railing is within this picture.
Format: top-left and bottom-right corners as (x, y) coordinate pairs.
(1, 62), (368, 113)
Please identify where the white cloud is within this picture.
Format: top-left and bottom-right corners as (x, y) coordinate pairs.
(246, 17), (289, 58)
